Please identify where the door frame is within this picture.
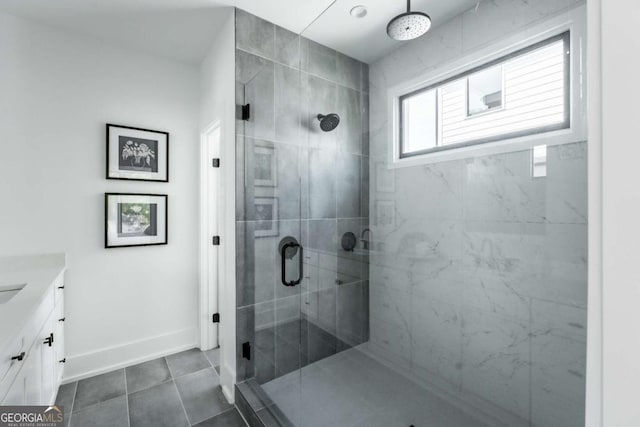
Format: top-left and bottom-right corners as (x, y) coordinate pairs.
(199, 121), (221, 350)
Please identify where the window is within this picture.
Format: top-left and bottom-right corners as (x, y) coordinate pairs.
(398, 31), (570, 159)
(467, 65), (503, 116)
(400, 89), (437, 153)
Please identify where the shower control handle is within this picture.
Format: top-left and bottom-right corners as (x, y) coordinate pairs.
(281, 242), (303, 287)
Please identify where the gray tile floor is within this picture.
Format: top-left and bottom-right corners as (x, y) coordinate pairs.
(56, 348), (247, 427)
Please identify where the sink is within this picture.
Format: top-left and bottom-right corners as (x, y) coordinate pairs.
(0, 283), (26, 304)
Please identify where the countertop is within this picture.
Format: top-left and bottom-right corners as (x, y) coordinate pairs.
(0, 253), (66, 352)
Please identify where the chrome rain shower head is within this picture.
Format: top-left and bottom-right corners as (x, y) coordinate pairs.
(387, 0), (432, 41)
(317, 113), (340, 132)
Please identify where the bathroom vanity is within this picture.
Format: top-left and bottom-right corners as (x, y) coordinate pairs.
(0, 254), (66, 405)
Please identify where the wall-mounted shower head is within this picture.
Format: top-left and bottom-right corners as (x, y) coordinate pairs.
(317, 113), (340, 132)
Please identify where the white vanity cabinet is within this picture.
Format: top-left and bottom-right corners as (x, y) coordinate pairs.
(0, 265), (65, 406)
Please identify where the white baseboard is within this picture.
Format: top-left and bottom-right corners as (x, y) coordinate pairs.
(63, 327), (197, 383)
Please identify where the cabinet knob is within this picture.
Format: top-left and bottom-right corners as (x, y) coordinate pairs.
(11, 352), (25, 361)
(57, 286), (64, 290)
(43, 333), (54, 347)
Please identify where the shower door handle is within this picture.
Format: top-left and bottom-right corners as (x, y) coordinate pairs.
(281, 242), (303, 287)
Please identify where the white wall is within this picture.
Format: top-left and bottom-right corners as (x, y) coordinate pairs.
(0, 12), (201, 381)
(601, 0), (640, 426)
(198, 8), (237, 401)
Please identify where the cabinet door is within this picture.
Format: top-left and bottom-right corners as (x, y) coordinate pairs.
(24, 345), (42, 405)
(40, 317), (57, 405)
(2, 370), (25, 405)
(3, 346), (41, 405)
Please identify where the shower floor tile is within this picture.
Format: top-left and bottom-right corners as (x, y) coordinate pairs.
(262, 348), (493, 427)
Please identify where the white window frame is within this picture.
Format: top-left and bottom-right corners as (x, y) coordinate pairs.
(388, 5), (587, 168)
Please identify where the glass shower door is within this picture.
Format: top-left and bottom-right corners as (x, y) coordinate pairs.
(289, 11), (373, 427)
(234, 13), (306, 424)
(233, 7), (373, 426)
(240, 9), (372, 423)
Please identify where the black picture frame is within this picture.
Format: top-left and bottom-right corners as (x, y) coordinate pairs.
(105, 193), (168, 249)
(106, 123), (169, 182)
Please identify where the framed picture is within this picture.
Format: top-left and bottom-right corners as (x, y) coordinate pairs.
(254, 144), (277, 187)
(254, 197), (279, 238)
(105, 193), (168, 248)
(106, 124), (169, 182)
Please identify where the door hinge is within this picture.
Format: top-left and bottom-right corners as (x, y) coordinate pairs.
(212, 313), (220, 323)
(212, 158), (220, 168)
(241, 104), (250, 121)
(242, 341), (251, 360)
(212, 236), (220, 246)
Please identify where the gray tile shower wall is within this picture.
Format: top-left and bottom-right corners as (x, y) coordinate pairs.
(368, 2), (587, 427)
(234, 8), (370, 385)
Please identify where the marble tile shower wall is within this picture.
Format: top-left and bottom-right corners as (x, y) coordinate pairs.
(234, 9), (370, 386)
(368, 1), (586, 427)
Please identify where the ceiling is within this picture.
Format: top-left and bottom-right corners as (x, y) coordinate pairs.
(303, 0), (479, 63)
(0, 0), (479, 64)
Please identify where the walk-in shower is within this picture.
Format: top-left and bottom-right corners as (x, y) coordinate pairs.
(234, 0), (588, 425)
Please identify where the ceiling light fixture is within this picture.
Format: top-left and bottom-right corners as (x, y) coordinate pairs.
(387, 0), (431, 41)
(350, 5), (368, 18)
